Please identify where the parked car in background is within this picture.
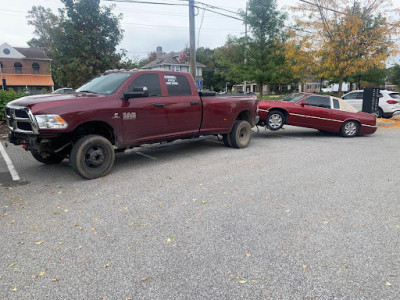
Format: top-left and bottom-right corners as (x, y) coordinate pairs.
(257, 93), (377, 137)
(342, 89), (400, 118)
(52, 88), (75, 94)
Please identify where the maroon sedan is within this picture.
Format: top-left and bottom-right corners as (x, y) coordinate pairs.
(257, 93), (377, 137)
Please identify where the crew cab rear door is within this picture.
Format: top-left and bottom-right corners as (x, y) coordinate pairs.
(161, 73), (202, 137)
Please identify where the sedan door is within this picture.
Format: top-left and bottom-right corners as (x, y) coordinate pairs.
(298, 95), (337, 130)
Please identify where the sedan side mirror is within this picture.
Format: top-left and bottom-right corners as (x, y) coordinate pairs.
(300, 102), (309, 107)
(123, 87), (149, 100)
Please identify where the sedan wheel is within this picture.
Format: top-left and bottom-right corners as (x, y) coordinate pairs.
(267, 111), (285, 131)
(340, 120), (359, 137)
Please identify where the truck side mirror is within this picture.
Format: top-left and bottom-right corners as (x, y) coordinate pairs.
(123, 87), (149, 100)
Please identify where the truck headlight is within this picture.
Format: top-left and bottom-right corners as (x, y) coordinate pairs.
(35, 114), (68, 129)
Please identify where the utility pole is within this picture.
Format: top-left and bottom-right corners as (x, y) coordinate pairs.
(189, 0), (196, 79)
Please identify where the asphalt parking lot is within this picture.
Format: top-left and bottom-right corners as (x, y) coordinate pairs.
(1, 125), (400, 299)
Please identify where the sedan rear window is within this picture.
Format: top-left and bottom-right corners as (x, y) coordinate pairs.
(389, 93), (400, 99)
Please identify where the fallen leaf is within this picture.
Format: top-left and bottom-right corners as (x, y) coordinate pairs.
(104, 263), (110, 268)
(64, 209), (68, 213)
(323, 221), (329, 224)
(141, 277), (147, 281)
(39, 271), (45, 276)
(201, 201), (207, 204)
(35, 241), (43, 245)
(386, 282), (392, 286)
(13, 287), (17, 292)
(396, 225), (400, 229)
(92, 217), (98, 221)
(58, 242), (64, 245)
(53, 212), (59, 215)
(192, 198), (197, 202)
(245, 253), (252, 257)
(239, 280), (247, 284)
(50, 278), (58, 282)
(57, 191), (62, 195)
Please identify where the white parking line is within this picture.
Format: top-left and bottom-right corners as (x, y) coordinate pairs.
(0, 142), (21, 181)
(134, 151), (157, 160)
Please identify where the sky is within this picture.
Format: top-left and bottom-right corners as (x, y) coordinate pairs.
(0, 0), (298, 60)
(0, 0), (399, 64)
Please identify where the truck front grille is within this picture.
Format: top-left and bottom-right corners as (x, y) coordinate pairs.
(5, 105), (39, 134)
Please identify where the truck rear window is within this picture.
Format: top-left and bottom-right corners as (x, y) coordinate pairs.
(390, 93), (400, 99)
(164, 75), (192, 96)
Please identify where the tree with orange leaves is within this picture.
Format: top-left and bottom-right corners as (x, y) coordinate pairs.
(291, 0), (400, 95)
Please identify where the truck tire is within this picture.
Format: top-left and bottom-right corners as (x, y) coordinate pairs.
(32, 152), (66, 165)
(230, 120), (252, 148)
(222, 133), (232, 147)
(70, 135), (115, 179)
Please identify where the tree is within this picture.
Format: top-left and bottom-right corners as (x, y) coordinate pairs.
(27, 0), (123, 88)
(389, 65), (400, 87)
(293, 0), (400, 95)
(240, 0), (288, 94)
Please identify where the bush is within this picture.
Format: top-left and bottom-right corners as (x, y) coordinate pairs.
(0, 89), (25, 122)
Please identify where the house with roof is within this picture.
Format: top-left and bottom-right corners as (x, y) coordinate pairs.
(0, 42), (54, 94)
(142, 46), (205, 90)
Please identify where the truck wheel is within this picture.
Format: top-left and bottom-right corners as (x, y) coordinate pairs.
(32, 152), (66, 165)
(266, 110), (284, 131)
(70, 135), (115, 179)
(222, 133), (232, 147)
(230, 120), (252, 148)
(340, 120), (359, 137)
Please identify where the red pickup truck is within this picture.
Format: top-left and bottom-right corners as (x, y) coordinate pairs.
(6, 70), (258, 179)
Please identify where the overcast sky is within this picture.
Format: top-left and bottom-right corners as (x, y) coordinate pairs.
(0, 0), (399, 65)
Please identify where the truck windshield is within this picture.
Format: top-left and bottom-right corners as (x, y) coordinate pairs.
(76, 73), (133, 95)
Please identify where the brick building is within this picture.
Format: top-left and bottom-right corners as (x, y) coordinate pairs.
(0, 42), (54, 94)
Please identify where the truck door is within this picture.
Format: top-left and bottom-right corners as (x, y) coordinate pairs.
(162, 74), (202, 137)
(120, 73), (168, 143)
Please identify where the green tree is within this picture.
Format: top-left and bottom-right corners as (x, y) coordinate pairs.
(389, 65), (400, 87)
(240, 0), (288, 94)
(27, 0), (123, 88)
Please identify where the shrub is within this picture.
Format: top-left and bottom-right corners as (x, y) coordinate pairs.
(0, 89), (25, 122)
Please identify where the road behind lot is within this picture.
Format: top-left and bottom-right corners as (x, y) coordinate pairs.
(1, 126), (400, 299)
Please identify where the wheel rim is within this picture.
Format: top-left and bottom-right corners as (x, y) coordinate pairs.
(85, 146), (105, 167)
(344, 122), (357, 136)
(268, 114), (282, 129)
(238, 126), (250, 144)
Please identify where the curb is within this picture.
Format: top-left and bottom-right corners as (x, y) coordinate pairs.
(376, 120), (396, 127)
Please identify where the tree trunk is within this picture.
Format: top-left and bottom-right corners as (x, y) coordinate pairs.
(338, 73), (344, 97)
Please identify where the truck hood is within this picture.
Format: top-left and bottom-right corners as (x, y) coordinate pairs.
(8, 93), (104, 107)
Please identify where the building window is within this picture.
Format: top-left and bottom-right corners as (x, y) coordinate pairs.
(0, 61), (3, 71)
(3, 48), (10, 55)
(32, 63), (40, 74)
(169, 65), (181, 72)
(14, 62), (22, 74)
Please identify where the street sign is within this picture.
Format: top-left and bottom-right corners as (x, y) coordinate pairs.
(196, 79), (203, 91)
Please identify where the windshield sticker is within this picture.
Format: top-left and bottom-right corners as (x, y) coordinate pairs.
(164, 75), (178, 86)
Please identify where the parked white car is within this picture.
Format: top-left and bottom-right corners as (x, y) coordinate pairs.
(342, 90), (400, 118)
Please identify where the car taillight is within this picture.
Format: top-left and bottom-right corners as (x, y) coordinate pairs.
(387, 100), (397, 104)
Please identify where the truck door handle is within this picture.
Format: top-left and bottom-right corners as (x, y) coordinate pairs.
(190, 101), (199, 105)
(154, 103), (165, 107)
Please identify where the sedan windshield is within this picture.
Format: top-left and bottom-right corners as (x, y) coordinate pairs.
(76, 72), (133, 95)
(281, 93), (306, 102)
